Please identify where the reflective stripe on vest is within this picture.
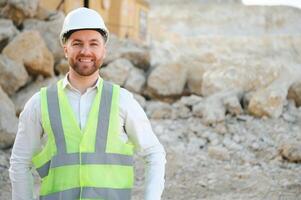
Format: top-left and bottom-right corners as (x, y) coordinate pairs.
(39, 187), (131, 200)
(34, 80), (134, 200)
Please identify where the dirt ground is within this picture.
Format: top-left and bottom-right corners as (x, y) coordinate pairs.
(1, 111), (301, 200)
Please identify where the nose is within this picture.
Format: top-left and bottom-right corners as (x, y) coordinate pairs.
(79, 45), (92, 55)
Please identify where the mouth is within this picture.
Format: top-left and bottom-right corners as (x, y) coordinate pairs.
(78, 58), (94, 63)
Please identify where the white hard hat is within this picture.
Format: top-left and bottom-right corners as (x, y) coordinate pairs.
(60, 7), (109, 45)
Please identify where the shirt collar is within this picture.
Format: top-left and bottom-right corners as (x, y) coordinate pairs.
(62, 73), (103, 92)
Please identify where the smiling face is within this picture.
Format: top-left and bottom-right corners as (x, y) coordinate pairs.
(63, 29), (106, 77)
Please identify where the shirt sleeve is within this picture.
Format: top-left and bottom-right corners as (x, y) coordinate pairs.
(9, 92), (43, 200)
(120, 88), (166, 200)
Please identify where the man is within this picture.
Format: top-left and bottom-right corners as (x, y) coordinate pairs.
(9, 7), (166, 200)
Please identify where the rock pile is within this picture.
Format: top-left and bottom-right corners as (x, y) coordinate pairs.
(1, 0), (301, 150)
(0, 0), (301, 199)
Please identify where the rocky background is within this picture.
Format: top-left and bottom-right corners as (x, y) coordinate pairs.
(1, 0), (301, 199)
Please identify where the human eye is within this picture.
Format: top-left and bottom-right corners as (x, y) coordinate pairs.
(72, 41), (81, 46)
(90, 42), (99, 46)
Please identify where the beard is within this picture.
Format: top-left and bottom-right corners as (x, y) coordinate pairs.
(69, 59), (102, 76)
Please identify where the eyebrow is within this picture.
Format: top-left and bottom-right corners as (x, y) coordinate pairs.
(71, 39), (82, 43)
(89, 39), (101, 43)
(71, 39), (101, 43)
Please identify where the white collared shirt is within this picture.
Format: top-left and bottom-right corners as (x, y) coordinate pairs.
(9, 75), (166, 200)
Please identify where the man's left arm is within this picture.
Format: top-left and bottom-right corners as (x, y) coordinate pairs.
(121, 90), (166, 200)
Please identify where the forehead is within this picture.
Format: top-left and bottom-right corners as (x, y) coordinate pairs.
(68, 29), (103, 41)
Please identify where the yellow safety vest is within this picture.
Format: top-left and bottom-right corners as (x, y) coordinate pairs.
(32, 79), (134, 200)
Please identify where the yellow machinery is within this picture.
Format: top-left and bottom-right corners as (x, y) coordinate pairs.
(39, 0), (149, 43)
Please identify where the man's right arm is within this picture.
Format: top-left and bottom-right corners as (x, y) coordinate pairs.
(9, 92), (43, 200)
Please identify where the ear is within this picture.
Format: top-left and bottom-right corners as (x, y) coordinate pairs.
(63, 44), (68, 58)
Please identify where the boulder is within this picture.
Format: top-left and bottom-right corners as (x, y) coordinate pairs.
(288, 81), (301, 107)
(247, 65), (300, 118)
(150, 41), (180, 67)
(201, 51), (286, 97)
(223, 93), (244, 116)
(3, 30), (54, 77)
(34, 4), (54, 20)
(202, 65), (245, 96)
(133, 93), (146, 109)
(193, 96), (225, 125)
(104, 35), (148, 67)
(124, 67), (146, 93)
(12, 76), (59, 115)
(1, 0), (39, 25)
(248, 84), (287, 118)
(171, 101), (191, 119)
(146, 101), (173, 119)
(0, 19), (19, 52)
(146, 61), (187, 98)
(186, 53), (217, 95)
(279, 142), (301, 163)
(23, 12), (65, 62)
(187, 62), (206, 95)
(179, 94), (203, 107)
(55, 58), (69, 75)
(0, 86), (17, 149)
(100, 58), (133, 86)
(0, 54), (28, 96)
(103, 35), (124, 65)
(192, 91), (242, 125)
(120, 48), (150, 71)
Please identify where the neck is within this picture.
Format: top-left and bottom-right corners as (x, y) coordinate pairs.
(68, 70), (99, 94)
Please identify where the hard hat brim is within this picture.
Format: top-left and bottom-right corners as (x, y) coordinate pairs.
(61, 28), (108, 44)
